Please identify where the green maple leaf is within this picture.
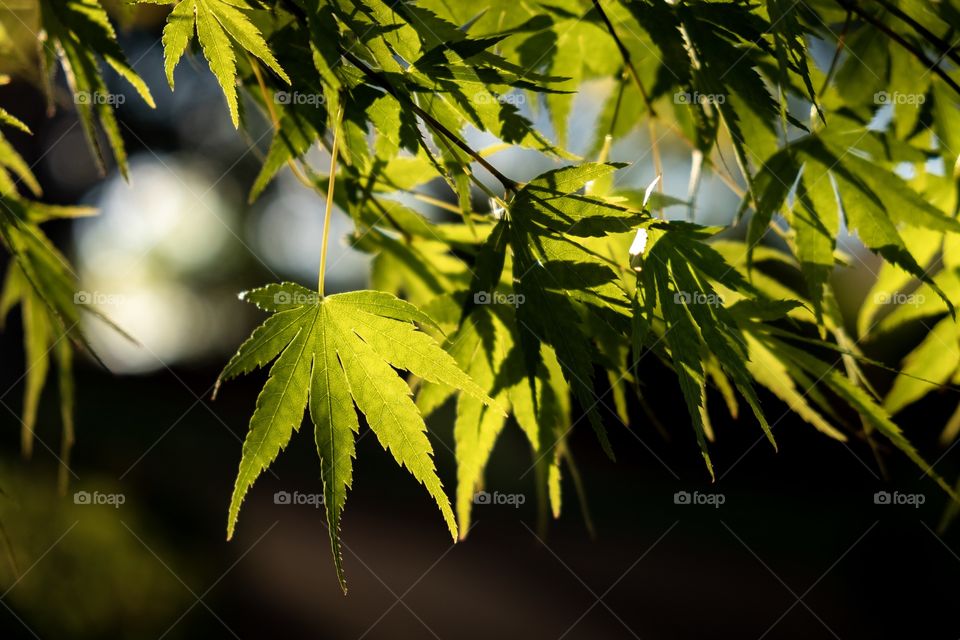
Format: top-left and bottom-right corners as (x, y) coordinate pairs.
(0, 115), (106, 490)
(746, 131), (960, 324)
(40, 0), (155, 178)
(148, 0), (291, 127)
(636, 222), (776, 478)
(883, 316), (960, 416)
(748, 326), (960, 504)
(416, 301), (566, 534)
(0, 116), (39, 197)
(0, 195), (102, 492)
(216, 283), (496, 592)
(467, 163), (646, 461)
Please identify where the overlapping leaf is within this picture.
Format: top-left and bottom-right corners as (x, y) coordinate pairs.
(635, 222), (775, 477)
(745, 131), (960, 321)
(416, 300), (568, 533)
(745, 322), (960, 502)
(492, 164), (645, 459)
(0, 198), (95, 492)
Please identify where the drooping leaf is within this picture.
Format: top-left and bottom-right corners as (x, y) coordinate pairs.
(755, 329), (960, 501)
(41, 0), (155, 177)
(884, 317), (960, 416)
(219, 285), (496, 591)
(640, 222), (778, 477)
(0, 260), (78, 488)
(151, 0), (291, 127)
(505, 163), (643, 460)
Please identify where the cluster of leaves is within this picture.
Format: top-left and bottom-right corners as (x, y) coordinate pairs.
(3, 0), (960, 591)
(0, 0), (158, 490)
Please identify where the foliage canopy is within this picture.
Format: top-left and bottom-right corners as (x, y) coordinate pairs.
(3, 0), (960, 590)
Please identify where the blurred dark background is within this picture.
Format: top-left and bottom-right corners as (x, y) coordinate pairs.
(1, 9), (960, 640)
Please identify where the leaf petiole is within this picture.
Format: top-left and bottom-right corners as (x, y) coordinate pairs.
(318, 104), (344, 297)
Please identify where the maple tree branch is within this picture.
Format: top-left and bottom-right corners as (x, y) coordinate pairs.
(339, 49), (519, 195)
(872, 0), (960, 67)
(834, 0), (960, 97)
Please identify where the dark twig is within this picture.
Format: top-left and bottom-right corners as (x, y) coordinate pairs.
(340, 49), (518, 194)
(590, 0), (657, 117)
(590, 0), (664, 211)
(834, 0), (960, 98)
(818, 11), (852, 97)
(872, 0), (960, 66)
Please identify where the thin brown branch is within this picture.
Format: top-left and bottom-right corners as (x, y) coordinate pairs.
(590, 0), (664, 212)
(818, 11), (852, 97)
